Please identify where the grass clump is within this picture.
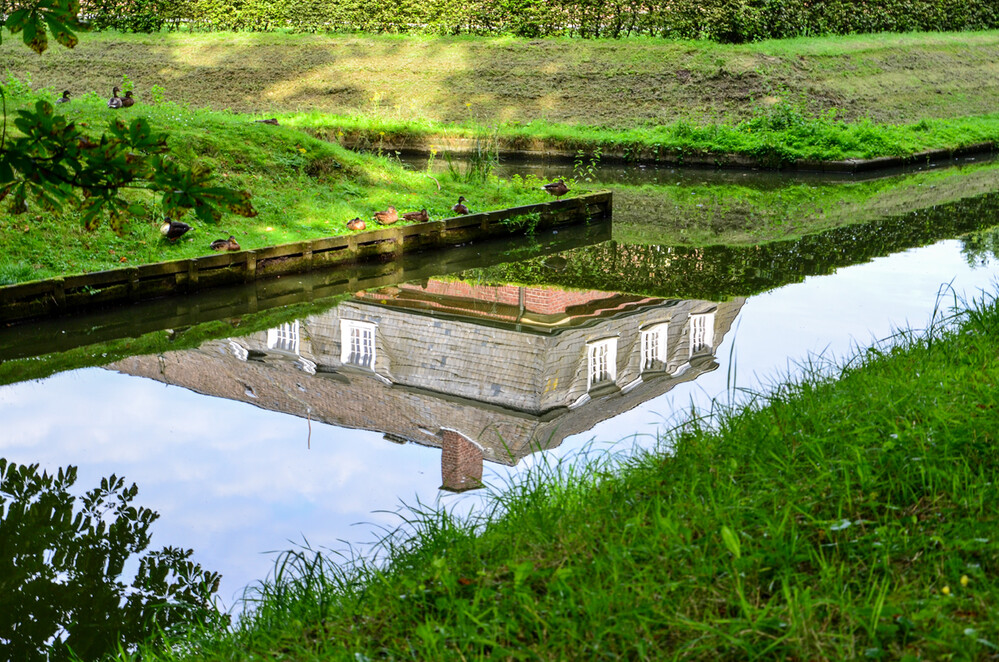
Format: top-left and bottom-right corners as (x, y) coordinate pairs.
(131, 290), (999, 660)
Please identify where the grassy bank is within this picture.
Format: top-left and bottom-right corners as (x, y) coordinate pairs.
(4, 30), (999, 165)
(130, 290), (999, 660)
(0, 84), (547, 285)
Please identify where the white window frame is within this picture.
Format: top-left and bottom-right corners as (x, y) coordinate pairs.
(640, 322), (669, 372)
(688, 312), (715, 357)
(586, 337), (617, 390)
(340, 319), (377, 369)
(267, 321), (300, 355)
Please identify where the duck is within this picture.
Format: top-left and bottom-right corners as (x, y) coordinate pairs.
(210, 235), (240, 251)
(542, 179), (569, 200)
(346, 217), (366, 231)
(107, 86), (122, 109)
(160, 217), (191, 241)
(56, 90), (71, 104)
(120, 91), (135, 108)
(402, 208), (429, 223)
(373, 206), (398, 225)
(254, 118), (280, 125)
(452, 196), (470, 215)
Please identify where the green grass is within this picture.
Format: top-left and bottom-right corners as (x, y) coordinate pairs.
(0, 83), (550, 284)
(127, 289), (999, 661)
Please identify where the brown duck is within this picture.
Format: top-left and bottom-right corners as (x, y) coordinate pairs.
(451, 196), (470, 215)
(210, 235), (240, 251)
(373, 206), (398, 225)
(56, 90), (71, 104)
(347, 217), (366, 231)
(542, 179), (569, 200)
(403, 208), (430, 223)
(120, 91), (135, 108)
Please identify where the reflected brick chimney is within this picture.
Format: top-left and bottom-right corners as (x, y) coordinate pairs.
(440, 429), (484, 492)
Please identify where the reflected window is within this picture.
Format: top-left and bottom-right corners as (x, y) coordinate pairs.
(640, 322), (669, 372)
(586, 337), (617, 390)
(689, 312), (715, 356)
(340, 319), (376, 369)
(267, 321), (300, 355)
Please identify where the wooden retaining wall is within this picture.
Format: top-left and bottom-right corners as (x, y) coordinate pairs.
(0, 192), (612, 324)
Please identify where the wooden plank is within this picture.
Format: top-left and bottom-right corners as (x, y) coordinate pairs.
(445, 215), (482, 230)
(136, 260), (188, 279)
(194, 252), (240, 270)
(312, 235), (351, 252)
(0, 279), (56, 302)
(63, 269), (129, 289)
(399, 223), (431, 238)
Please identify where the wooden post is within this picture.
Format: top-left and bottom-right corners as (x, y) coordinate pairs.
(52, 278), (66, 307)
(244, 251), (257, 283)
(127, 267), (140, 301)
(187, 259), (199, 292)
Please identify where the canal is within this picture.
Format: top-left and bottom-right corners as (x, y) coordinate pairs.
(1, 155), (998, 622)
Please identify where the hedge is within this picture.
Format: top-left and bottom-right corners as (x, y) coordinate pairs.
(4, 0), (999, 41)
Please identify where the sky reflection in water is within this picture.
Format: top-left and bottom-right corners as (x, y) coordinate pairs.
(0, 238), (996, 610)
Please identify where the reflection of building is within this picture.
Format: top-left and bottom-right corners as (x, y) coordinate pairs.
(111, 281), (745, 491)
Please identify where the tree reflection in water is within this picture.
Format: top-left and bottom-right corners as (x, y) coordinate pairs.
(0, 459), (225, 662)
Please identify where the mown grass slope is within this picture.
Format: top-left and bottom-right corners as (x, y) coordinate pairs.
(4, 30), (998, 127)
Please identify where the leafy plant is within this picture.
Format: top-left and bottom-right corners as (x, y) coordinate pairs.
(0, 0), (257, 232)
(500, 210), (541, 235)
(572, 146), (602, 183)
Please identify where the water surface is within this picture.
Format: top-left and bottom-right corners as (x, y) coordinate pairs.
(1, 167), (998, 616)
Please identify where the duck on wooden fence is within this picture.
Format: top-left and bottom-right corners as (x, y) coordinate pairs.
(373, 206), (398, 225)
(403, 208), (430, 223)
(542, 179), (569, 200)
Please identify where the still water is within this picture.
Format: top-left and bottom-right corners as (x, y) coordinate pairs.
(1, 166), (998, 618)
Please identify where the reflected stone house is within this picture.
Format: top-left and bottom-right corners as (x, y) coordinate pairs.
(112, 281), (745, 491)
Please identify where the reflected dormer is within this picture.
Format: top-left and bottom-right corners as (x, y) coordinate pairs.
(340, 319), (376, 370)
(268, 321), (300, 355)
(688, 311), (716, 357)
(586, 336), (618, 392)
(640, 321), (669, 373)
